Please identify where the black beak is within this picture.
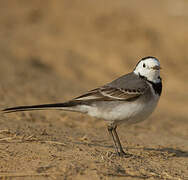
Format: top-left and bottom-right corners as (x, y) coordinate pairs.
(152, 66), (161, 70)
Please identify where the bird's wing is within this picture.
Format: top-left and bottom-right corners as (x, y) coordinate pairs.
(75, 72), (149, 102)
(74, 85), (148, 101)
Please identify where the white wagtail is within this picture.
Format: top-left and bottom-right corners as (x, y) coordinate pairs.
(3, 56), (162, 156)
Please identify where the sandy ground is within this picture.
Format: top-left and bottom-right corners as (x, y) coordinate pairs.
(0, 1), (188, 179)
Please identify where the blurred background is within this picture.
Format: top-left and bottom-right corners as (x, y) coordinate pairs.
(1, 0), (188, 127)
(0, 0), (188, 179)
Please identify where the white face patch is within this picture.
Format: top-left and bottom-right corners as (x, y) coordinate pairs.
(134, 57), (161, 83)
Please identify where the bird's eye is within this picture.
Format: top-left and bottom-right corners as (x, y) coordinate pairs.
(143, 63), (146, 68)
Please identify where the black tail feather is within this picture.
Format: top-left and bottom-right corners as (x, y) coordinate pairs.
(2, 101), (79, 113)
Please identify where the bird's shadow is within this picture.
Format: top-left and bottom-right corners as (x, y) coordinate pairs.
(73, 141), (188, 158)
(142, 147), (188, 158)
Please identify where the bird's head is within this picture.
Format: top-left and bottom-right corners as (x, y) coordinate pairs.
(134, 56), (161, 83)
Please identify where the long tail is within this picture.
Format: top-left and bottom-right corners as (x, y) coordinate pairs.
(2, 101), (81, 113)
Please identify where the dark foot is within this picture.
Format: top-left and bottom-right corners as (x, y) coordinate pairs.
(117, 151), (132, 158)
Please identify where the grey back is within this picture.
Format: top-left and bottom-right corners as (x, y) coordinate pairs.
(107, 72), (148, 92)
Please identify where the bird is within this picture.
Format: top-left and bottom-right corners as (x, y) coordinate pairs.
(2, 56), (162, 157)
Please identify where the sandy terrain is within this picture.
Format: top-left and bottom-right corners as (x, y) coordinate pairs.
(0, 1), (188, 179)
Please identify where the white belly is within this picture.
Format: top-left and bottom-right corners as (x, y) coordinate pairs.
(78, 94), (160, 125)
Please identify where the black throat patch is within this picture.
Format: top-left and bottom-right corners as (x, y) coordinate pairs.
(147, 80), (162, 96)
(139, 74), (162, 96)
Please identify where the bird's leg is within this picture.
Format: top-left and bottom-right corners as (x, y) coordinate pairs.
(108, 124), (132, 157)
(113, 127), (131, 157)
(107, 125), (119, 155)
(112, 126), (125, 154)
